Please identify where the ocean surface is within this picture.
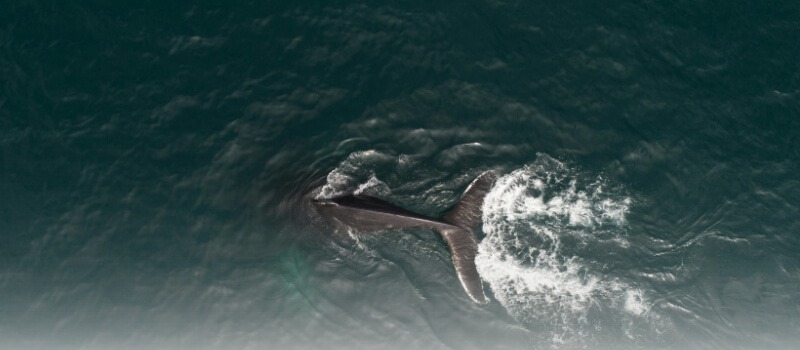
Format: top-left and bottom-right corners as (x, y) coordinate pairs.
(2, 1), (799, 349)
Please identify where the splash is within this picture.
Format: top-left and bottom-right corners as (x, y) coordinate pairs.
(315, 150), (393, 199)
(476, 154), (663, 346)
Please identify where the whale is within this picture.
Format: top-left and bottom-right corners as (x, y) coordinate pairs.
(312, 171), (497, 304)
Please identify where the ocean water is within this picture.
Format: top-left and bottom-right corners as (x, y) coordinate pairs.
(1, 1), (799, 349)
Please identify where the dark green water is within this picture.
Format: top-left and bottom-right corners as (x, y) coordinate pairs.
(2, 1), (799, 349)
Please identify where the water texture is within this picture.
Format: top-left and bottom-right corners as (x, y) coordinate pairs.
(1, 1), (799, 349)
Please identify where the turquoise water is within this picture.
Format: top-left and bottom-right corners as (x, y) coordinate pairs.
(2, 1), (799, 349)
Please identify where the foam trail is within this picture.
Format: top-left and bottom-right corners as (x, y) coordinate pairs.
(476, 154), (668, 347)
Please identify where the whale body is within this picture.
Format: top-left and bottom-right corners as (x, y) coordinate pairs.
(313, 171), (497, 304)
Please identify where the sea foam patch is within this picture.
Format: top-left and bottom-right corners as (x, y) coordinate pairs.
(476, 154), (664, 346)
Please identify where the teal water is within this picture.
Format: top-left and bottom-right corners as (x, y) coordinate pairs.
(2, 1), (799, 349)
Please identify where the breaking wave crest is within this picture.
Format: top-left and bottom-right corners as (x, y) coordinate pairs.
(476, 154), (670, 347)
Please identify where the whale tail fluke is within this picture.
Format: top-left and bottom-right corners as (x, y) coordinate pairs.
(312, 170), (498, 304)
(443, 171), (497, 231)
(436, 171), (497, 304)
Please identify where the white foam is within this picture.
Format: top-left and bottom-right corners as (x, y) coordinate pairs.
(316, 169), (351, 199)
(353, 175), (388, 195)
(476, 154), (657, 345)
(624, 289), (647, 316)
